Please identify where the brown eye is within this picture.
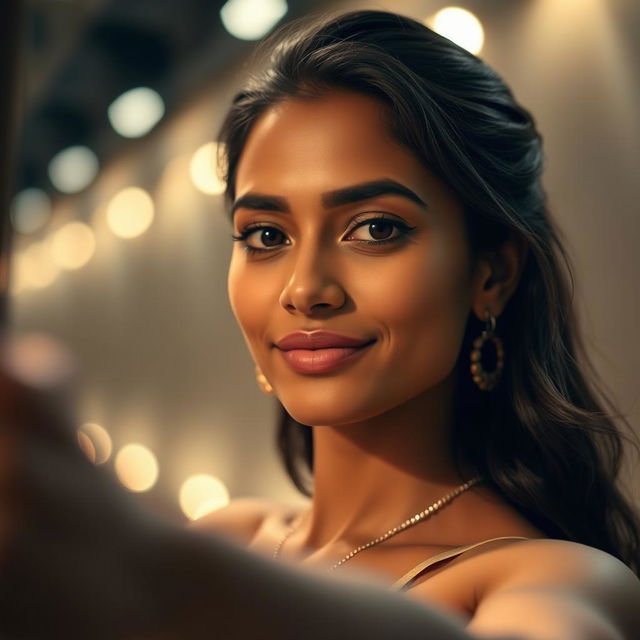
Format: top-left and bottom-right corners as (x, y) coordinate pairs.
(367, 220), (395, 240)
(231, 224), (292, 255)
(241, 226), (288, 250)
(347, 217), (412, 243)
(256, 228), (284, 247)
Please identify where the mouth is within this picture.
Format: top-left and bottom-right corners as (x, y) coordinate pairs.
(276, 340), (376, 375)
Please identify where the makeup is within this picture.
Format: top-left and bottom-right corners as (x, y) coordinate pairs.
(277, 342), (375, 374)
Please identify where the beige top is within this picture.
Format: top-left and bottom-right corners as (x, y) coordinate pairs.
(390, 536), (531, 591)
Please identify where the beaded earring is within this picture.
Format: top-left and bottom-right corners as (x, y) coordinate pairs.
(470, 308), (505, 391)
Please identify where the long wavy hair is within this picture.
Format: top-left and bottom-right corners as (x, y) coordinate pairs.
(217, 9), (640, 574)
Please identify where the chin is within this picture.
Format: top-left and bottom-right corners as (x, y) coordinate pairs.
(278, 388), (400, 428)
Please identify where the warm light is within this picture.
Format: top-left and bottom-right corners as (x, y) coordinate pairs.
(430, 7), (484, 55)
(106, 187), (154, 238)
(11, 188), (52, 234)
(189, 143), (226, 195)
(0, 333), (75, 389)
(11, 253), (30, 293)
(77, 431), (97, 462)
(9, 273), (25, 295)
(108, 87), (165, 138)
(78, 422), (112, 464)
(48, 145), (99, 194)
(50, 222), (96, 270)
(19, 240), (60, 289)
(179, 474), (230, 520)
(115, 443), (159, 492)
(220, 0), (288, 41)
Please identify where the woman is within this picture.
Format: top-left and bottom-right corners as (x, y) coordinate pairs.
(195, 6), (640, 635)
(0, 8), (639, 640)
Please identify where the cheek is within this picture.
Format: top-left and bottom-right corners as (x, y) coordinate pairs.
(227, 255), (276, 358)
(362, 242), (471, 385)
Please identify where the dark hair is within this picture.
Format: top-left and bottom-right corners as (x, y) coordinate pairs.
(217, 9), (640, 574)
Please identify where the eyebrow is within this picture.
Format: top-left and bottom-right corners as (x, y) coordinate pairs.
(229, 178), (428, 219)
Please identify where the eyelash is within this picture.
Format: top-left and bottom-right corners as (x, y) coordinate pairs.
(231, 215), (416, 255)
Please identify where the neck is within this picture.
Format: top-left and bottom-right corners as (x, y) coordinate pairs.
(297, 375), (479, 553)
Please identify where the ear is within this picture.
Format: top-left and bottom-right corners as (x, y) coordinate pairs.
(470, 231), (529, 321)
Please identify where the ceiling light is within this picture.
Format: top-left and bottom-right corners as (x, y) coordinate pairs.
(430, 7), (484, 55)
(48, 145), (99, 194)
(220, 0), (288, 41)
(190, 143), (226, 195)
(108, 87), (165, 138)
(10, 188), (52, 234)
(50, 221), (96, 270)
(106, 187), (155, 239)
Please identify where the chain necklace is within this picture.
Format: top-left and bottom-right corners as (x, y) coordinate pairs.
(273, 475), (483, 571)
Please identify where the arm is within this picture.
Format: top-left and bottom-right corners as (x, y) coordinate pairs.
(148, 529), (640, 640)
(464, 540), (640, 640)
(147, 523), (489, 640)
(0, 350), (499, 640)
(0, 347), (635, 640)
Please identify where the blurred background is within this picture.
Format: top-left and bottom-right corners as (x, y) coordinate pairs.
(7, 0), (639, 524)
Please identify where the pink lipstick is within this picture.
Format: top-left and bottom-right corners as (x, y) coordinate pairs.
(274, 331), (375, 374)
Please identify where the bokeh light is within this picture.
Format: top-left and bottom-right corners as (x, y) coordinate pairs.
(108, 87), (165, 138)
(189, 143), (226, 195)
(106, 187), (155, 238)
(179, 474), (230, 520)
(78, 422), (113, 465)
(77, 430), (97, 462)
(220, 0), (288, 41)
(10, 188), (52, 234)
(18, 240), (60, 289)
(115, 443), (159, 492)
(50, 222), (96, 270)
(48, 145), (99, 194)
(0, 332), (76, 389)
(430, 7), (484, 55)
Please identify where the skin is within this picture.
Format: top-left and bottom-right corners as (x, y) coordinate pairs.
(0, 87), (635, 638)
(215, 90), (640, 637)
(227, 89), (535, 556)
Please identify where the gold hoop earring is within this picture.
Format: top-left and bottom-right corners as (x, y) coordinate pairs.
(255, 365), (274, 395)
(470, 308), (504, 391)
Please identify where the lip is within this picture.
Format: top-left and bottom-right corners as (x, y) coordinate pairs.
(275, 331), (374, 351)
(274, 331), (376, 375)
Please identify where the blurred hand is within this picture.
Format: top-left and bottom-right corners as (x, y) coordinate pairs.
(0, 333), (175, 639)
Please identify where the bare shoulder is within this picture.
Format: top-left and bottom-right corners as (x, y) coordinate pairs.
(485, 537), (639, 592)
(187, 497), (277, 544)
(468, 538), (640, 639)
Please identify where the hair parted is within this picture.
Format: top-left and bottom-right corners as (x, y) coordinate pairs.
(217, 9), (640, 574)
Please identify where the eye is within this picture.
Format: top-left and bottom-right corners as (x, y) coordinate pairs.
(231, 225), (289, 253)
(345, 216), (416, 245)
(231, 214), (416, 255)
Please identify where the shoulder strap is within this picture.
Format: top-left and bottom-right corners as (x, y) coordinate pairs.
(390, 536), (531, 591)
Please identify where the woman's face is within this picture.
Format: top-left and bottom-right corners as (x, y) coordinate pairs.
(228, 90), (482, 427)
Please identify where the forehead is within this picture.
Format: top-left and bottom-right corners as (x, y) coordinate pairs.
(235, 90), (431, 196)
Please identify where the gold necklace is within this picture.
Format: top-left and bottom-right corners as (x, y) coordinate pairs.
(273, 475), (483, 570)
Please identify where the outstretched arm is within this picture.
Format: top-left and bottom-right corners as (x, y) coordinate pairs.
(0, 337), (490, 640)
(0, 338), (637, 640)
(146, 523), (640, 640)
(146, 523), (477, 640)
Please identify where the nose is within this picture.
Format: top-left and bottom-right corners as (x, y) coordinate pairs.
(278, 244), (346, 316)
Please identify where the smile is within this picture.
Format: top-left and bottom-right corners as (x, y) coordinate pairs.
(277, 341), (375, 374)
